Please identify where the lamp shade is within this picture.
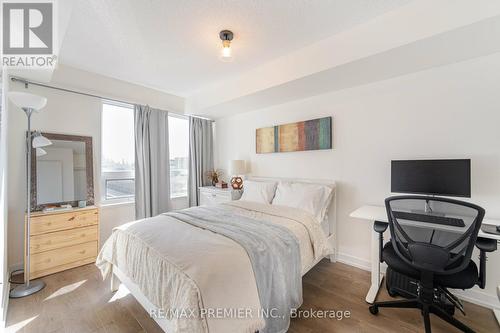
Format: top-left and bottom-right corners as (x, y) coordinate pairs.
(35, 148), (47, 157)
(32, 134), (52, 148)
(8, 92), (47, 111)
(230, 160), (246, 175)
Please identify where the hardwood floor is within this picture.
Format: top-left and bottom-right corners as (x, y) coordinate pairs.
(6, 260), (499, 333)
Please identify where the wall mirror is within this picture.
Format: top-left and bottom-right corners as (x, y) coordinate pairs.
(31, 132), (94, 211)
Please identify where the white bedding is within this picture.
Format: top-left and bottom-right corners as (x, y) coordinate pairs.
(96, 201), (332, 333)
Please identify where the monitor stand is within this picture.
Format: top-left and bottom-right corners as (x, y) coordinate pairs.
(411, 200), (445, 216)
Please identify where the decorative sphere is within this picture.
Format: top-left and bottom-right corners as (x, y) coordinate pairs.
(231, 176), (243, 189)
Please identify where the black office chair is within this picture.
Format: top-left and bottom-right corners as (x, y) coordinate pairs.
(369, 196), (497, 333)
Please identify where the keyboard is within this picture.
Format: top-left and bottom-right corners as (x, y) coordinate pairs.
(392, 211), (465, 227)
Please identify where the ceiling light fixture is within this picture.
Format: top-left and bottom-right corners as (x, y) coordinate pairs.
(219, 30), (234, 61)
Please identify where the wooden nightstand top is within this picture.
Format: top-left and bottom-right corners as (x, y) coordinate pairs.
(30, 205), (99, 217)
(199, 186), (241, 193)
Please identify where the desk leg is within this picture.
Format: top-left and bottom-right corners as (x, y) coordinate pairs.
(366, 225), (384, 304)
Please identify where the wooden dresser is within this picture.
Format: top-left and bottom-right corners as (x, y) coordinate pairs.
(26, 206), (99, 279)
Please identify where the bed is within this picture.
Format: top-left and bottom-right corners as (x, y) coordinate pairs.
(96, 177), (337, 333)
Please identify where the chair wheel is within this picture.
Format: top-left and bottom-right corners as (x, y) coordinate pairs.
(369, 305), (379, 315)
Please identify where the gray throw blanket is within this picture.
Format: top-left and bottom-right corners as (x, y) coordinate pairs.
(166, 205), (302, 333)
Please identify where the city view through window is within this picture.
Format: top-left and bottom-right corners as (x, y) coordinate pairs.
(102, 102), (189, 201)
(169, 116), (189, 198)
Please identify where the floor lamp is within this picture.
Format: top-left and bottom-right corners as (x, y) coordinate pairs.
(8, 92), (51, 298)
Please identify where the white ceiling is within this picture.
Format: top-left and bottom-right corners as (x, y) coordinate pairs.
(196, 15), (500, 117)
(58, 0), (412, 96)
(186, 1), (500, 117)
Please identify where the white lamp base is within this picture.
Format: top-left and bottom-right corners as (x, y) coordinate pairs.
(9, 280), (45, 298)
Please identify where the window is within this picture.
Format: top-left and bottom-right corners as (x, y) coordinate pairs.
(169, 115), (189, 198)
(101, 102), (189, 202)
(101, 101), (135, 203)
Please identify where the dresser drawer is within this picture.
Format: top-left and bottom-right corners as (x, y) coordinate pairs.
(29, 241), (98, 279)
(30, 225), (98, 254)
(30, 209), (99, 235)
(199, 191), (231, 206)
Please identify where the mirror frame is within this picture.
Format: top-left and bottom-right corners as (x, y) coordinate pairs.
(31, 132), (94, 211)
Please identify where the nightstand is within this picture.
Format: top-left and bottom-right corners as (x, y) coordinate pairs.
(198, 186), (242, 206)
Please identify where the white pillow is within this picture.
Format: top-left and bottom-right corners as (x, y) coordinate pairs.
(272, 182), (333, 223)
(240, 180), (277, 204)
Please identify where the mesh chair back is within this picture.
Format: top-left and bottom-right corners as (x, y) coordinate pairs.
(385, 196), (484, 275)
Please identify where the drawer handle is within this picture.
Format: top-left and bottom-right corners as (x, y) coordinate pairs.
(68, 216), (75, 221)
(212, 194), (216, 197)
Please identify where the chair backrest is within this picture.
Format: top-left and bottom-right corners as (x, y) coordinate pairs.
(385, 195), (485, 275)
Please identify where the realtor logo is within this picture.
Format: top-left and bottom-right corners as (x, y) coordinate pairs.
(2, 1), (56, 68)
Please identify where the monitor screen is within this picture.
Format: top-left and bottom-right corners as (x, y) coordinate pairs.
(391, 159), (471, 197)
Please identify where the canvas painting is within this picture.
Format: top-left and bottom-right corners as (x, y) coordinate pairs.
(256, 117), (332, 153)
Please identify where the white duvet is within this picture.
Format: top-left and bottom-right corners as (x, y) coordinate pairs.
(96, 201), (332, 333)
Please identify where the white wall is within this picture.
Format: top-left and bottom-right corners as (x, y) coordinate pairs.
(215, 53), (500, 307)
(6, 65), (186, 267)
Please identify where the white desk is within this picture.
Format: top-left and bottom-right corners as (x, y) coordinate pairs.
(350, 205), (500, 304)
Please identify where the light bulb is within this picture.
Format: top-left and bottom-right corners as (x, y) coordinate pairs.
(222, 45), (231, 58)
(221, 40), (232, 59)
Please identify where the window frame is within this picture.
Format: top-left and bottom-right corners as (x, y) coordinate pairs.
(100, 100), (135, 205)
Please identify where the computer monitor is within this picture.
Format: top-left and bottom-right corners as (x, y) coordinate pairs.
(391, 159), (471, 198)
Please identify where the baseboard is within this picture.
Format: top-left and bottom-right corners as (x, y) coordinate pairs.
(336, 252), (371, 271)
(336, 252), (499, 310)
(1, 273), (8, 328)
(1, 262), (24, 328)
(453, 288), (500, 310)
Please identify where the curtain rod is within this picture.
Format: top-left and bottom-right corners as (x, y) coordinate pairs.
(9, 76), (214, 122)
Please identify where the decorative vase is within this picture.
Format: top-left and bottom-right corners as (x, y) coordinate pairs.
(231, 176), (243, 189)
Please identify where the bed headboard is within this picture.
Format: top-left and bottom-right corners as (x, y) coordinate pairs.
(246, 176), (337, 260)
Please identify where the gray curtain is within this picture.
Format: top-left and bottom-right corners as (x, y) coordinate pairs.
(134, 105), (171, 218)
(188, 117), (214, 206)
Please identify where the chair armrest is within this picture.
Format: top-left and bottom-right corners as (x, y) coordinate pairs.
(374, 221), (388, 233)
(476, 237), (498, 289)
(373, 221), (388, 263)
(476, 237), (497, 252)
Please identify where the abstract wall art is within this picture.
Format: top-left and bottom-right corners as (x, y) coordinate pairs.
(256, 117), (332, 153)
